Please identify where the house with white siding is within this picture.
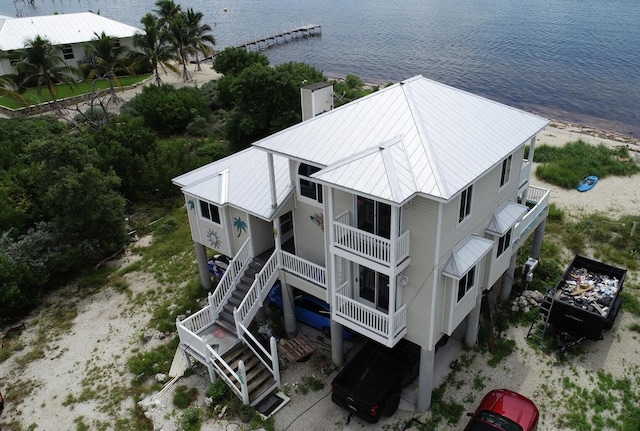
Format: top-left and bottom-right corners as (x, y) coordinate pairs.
(172, 75), (550, 410)
(0, 12), (140, 75)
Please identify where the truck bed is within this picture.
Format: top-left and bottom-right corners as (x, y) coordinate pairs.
(331, 339), (420, 423)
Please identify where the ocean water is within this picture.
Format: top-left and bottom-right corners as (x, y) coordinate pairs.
(3, 0), (639, 135)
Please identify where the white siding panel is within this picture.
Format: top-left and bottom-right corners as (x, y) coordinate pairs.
(401, 197), (439, 348)
(293, 201), (326, 266)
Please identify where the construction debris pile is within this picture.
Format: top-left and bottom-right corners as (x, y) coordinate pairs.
(556, 266), (621, 317)
(511, 289), (545, 313)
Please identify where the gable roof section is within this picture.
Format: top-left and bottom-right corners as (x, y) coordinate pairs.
(0, 12), (141, 51)
(313, 136), (418, 203)
(253, 75), (549, 203)
(172, 148), (293, 220)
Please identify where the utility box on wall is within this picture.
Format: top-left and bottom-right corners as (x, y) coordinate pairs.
(301, 82), (334, 121)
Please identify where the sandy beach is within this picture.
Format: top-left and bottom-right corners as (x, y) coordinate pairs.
(535, 121), (640, 217)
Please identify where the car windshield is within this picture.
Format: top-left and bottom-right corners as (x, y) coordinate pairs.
(468, 411), (523, 431)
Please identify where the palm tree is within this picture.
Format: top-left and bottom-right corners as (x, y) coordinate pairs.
(154, 0), (182, 28)
(184, 8), (216, 72)
(167, 12), (196, 82)
(12, 35), (78, 102)
(134, 13), (179, 84)
(81, 32), (134, 99)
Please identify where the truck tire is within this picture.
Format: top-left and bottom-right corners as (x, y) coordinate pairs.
(383, 392), (401, 417)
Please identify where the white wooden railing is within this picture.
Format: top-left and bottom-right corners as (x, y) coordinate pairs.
(210, 238), (253, 319)
(333, 220), (410, 266)
(335, 281), (407, 341)
(206, 343), (246, 402)
(279, 250), (326, 287)
(176, 320), (208, 360)
(234, 251), (279, 330)
(237, 322), (280, 392)
(519, 159), (532, 189)
(514, 185), (550, 243)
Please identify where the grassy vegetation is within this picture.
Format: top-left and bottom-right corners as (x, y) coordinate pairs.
(534, 140), (639, 189)
(0, 75), (150, 109)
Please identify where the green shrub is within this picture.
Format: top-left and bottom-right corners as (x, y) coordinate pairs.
(128, 84), (210, 135)
(180, 407), (202, 431)
(173, 385), (199, 409)
(206, 380), (229, 404)
(534, 141), (640, 189)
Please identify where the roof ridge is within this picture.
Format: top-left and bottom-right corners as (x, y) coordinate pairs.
(401, 78), (448, 197)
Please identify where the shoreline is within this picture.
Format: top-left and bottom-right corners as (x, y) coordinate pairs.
(324, 72), (640, 142)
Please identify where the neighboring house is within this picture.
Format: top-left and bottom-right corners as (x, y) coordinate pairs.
(172, 75), (550, 410)
(0, 12), (141, 75)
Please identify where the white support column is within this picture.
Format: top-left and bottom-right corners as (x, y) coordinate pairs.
(330, 319), (344, 366)
(267, 153), (278, 210)
(500, 253), (518, 301)
(530, 218), (546, 260)
(281, 278), (297, 338)
(388, 206), (399, 339)
(416, 347), (435, 412)
(194, 242), (212, 290)
(327, 188), (344, 366)
(464, 293), (483, 346)
(528, 135), (537, 162)
(206, 361), (217, 382)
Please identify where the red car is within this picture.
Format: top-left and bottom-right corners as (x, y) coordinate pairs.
(464, 389), (539, 431)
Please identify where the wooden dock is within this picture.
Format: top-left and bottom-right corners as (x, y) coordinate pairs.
(240, 24), (321, 52)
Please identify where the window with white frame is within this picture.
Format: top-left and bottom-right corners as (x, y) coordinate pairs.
(500, 155), (512, 187)
(199, 200), (221, 225)
(458, 185), (473, 223)
(457, 265), (476, 301)
(298, 163), (323, 204)
(496, 228), (512, 258)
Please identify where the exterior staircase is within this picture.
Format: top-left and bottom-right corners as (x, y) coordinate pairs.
(177, 243), (284, 406)
(217, 260), (264, 332)
(221, 342), (278, 404)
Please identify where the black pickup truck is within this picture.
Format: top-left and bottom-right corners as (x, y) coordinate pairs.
(548, 255), (626, 349)
(330, 339), (420, 423)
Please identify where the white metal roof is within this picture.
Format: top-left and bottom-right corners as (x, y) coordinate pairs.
(442, 235), (494, 279)
(172, 148), (293, 220)
(254, 75), (549, 204)
(0, 12), (141, 51)
(486, 200), (528, 236)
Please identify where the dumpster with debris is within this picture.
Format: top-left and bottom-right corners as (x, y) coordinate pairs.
(548, 255), (626, 350)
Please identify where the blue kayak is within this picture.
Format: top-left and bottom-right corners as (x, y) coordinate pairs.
(577, 175), (598, 192)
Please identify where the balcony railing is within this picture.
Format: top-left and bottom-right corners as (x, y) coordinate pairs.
(514, 185), (550, 243)
(335, 281), (407, 345)
(519, 159), (532, 188)
(279, 250), (326, 287)
(333, 214), (410, 267)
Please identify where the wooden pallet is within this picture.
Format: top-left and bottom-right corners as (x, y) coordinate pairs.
(277, 334), (316, 363)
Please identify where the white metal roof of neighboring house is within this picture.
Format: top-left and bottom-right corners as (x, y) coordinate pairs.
(172, 148), (293, 220)
(254, 75), (549, 204)
(0, 12), (141, 51)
